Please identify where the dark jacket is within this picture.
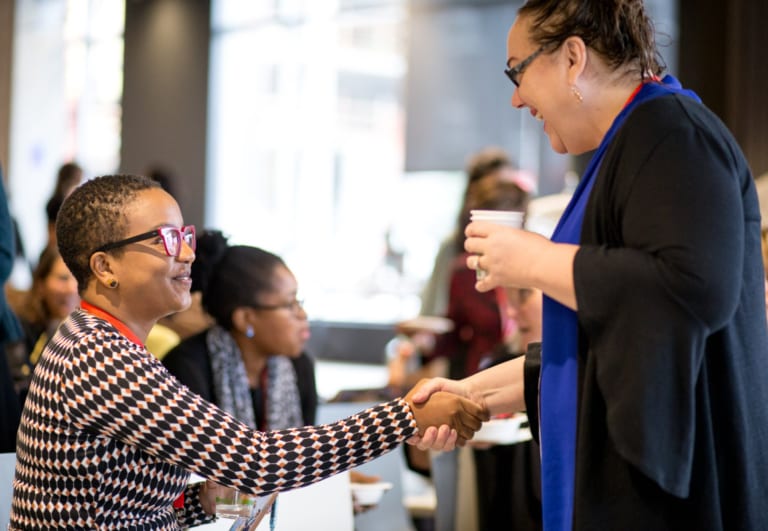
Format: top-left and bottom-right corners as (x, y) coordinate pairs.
(162, 330), (318, 427)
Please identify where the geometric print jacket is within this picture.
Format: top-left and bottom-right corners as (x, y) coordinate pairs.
(10, 310), (417, 529)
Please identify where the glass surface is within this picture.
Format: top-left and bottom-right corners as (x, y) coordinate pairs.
(208, 0), (432, 323)
(9, 0), (125, 267)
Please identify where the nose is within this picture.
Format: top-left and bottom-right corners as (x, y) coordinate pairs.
(178, 240), (195, 263)
(511, 87), (524, 109)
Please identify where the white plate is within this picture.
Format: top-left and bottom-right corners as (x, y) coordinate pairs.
(473, 414), (532, 444)
(350, 481), (393, 505)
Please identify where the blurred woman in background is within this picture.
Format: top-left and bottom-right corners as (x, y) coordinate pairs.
(162, 235), (317, 431)
(7, 245), (79, 402)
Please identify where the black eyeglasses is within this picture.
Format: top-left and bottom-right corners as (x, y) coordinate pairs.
(504, 46), (545, 87)
(251, 298), (305, 315)
(92, 225), (196, 257)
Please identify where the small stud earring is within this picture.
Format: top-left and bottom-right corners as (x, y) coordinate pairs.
(108, 279), (119, 289)
(245, 325), (254, 338)
(571, 85), (583, 103)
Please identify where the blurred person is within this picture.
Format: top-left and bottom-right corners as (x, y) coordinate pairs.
(162, 244), (318, 431)
(390, 176), (530, 531)
(469, 286), (543, 531)
(162, 240), (382, 511)
(413, 1), (768, 529)
(430, 177), (530, 380)
(10, 174), (487, 528)
(145, 320), (181, 360)
(0, 162), (24, 452)
(6, 245), (79, 402)
(420, 147), (533, 318)
(50, 161), (84, 199)
(45, 162), (83, 248)
(761, 227), (768, 320)
(147, 164), (178, 200)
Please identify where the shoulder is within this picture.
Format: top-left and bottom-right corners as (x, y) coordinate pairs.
(621, 94), (741, 159)
(605, 93), (750, 189)
(63, 310), (130, 352)
(162, 330), (211, 370)
(291, 351), (316, 373)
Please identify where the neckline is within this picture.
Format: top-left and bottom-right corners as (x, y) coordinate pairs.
(80, 300), (145, 347)
(622, 76), (660, 110)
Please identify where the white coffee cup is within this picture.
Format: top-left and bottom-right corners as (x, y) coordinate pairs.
(469, 209), (525, 280)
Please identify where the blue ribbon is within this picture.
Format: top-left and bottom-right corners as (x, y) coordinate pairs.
(539, 75), (700, 530)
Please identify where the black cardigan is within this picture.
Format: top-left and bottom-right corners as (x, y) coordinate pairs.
(162, 330), (318, 427)
(525, 94), (768, 530)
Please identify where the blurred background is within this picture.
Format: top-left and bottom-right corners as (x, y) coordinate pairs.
(0, 0), (765, 333)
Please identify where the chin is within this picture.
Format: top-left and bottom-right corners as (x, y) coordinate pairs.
(171, 293), (192, 314)
(546, 134), (569, 154)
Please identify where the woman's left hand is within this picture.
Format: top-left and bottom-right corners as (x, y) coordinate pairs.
(464, 221), (550, 291)
(199, 480), (219, 515)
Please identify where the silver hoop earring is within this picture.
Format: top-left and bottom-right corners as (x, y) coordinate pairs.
(571, 85), (583, 103)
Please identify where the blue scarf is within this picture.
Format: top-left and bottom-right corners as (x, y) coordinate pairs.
(540, 75), (701, 531)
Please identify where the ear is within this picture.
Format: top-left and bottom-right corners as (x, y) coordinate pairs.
(563, 35), (588, 83)
(231, 307), (252, 334)
(89, 252), (117, 289)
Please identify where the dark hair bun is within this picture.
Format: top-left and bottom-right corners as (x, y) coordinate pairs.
(190, 229), (230, 293)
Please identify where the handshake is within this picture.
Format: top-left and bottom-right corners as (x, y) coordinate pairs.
(402, 378), (490, 450)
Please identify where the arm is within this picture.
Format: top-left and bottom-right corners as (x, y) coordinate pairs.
(63, 331), (486, 497)
(406, 358), (525, 450)
(410, 356), (526, 418)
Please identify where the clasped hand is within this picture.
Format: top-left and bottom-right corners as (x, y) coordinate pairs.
(403, 379), (488, 451)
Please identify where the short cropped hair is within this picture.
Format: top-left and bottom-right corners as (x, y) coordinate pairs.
(56, 174), (161, 292)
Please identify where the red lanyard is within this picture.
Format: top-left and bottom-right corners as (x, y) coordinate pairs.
(80, 300), (144, 347)
(623, 76), (660, 109)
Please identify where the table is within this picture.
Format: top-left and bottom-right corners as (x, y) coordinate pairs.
(192, 472), (354, 531)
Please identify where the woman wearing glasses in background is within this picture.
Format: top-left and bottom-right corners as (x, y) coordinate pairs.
(9, 174), (488, 529)
(413, 0), (768, 530)
(162, 231), (387, 510)
(162, 232), (318, 438)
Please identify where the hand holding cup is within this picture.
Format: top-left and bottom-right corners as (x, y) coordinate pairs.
(468, 210), (525, 280)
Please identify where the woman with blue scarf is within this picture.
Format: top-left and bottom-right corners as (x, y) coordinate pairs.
(411, 0), (768, 529)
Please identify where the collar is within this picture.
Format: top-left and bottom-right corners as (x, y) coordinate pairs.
(80, 300), (145, 347)
(623, 76), (661, 109)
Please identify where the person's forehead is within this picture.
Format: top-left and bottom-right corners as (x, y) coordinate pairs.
(506, 16), (533, 59)
(268, 265), (297, 292)
(124, 188), (183, 228)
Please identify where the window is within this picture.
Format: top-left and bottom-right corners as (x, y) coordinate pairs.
(9, 0), (124, 265)
(208, 0), (459, 323)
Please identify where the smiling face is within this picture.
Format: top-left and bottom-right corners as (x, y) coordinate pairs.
(506, 17), (569, 154)
(97, 188), (194, 331)
(505, 16), (597, 155)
